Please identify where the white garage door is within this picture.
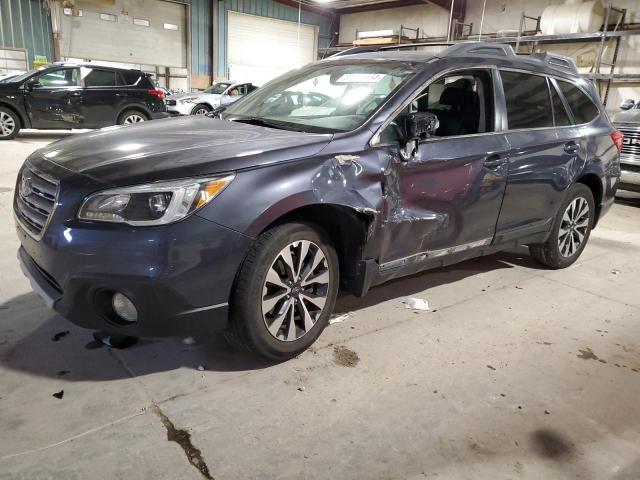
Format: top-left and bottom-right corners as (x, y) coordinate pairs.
(227, 11), (318, 86)
(58, 0), (186, 69)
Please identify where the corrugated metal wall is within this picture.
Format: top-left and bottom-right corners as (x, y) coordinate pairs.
(216, 0), (334, 77)
(0, 0), (54, 67)
(189, 0), (212, 78)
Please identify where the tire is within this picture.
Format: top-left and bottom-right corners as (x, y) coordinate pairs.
(191, 104), (212, 116)
(0, 107), (20, 140)
(118, 109), (148, 125)
(529, 183), (595, 269)
(227, 223), (339, 360)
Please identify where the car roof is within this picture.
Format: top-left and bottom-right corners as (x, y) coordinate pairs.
(51, 62), (147, 73)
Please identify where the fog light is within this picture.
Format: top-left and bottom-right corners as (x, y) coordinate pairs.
(112, 292), (138, 323)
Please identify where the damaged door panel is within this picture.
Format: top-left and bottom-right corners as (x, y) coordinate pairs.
(376, 134), (510, 270)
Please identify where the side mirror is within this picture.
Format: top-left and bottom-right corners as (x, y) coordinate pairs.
(620, 98), (636, 111)
(400, 112), (440, 160)
(24, 77), (40, 90)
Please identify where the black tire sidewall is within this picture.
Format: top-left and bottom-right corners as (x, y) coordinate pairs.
(231, 223), (339, 360)
(0, 107), (20, 140)
(118, 109), (148, 125)
(547, 183), (595, 268)
(191, 104), (211, 115)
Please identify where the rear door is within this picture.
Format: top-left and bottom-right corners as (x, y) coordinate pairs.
(494, 70), (584, 243)
(77, 67), (122, 128)
(26, 67), (81, 129)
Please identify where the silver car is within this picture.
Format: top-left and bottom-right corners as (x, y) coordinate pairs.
(613, 99), (640, 192)
(166, 81), (256, 116)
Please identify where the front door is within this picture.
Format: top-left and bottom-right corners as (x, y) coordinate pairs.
(26, 67), (81, 129)
(375, 68), (510, 267)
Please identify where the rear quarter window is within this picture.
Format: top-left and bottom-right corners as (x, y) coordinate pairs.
(557, 80), (599, 124)
(118, 71), (149, 87)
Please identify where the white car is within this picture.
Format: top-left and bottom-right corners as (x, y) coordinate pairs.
(166, 81), (256, 116)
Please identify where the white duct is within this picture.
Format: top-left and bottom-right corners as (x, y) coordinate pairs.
(540, 0), (605, 35)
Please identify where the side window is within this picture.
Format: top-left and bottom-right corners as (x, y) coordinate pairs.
(37, 68), (78, 87)
(549, 81), (572, 126)
(82, 68), (117, 87)
(500, 71), (553, 130)
(118, 71), (142, 86)
(557, 80), (599, 124)
(379, 68), (495, 143)
(236, 84), (248, 95)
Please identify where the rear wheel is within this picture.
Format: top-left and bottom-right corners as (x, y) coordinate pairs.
(529, 183), (595, 269)
(191, 104), (212, 116)
(227, 223), (339, 360)
(118, 110), (148, 125)
(0, 107), (20, 140)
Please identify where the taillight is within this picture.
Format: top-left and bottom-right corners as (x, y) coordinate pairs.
(148, 89), (165, 100)
(611, 130), (623, 152)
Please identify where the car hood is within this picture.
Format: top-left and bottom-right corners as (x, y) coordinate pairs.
(38, 116), (332, 186)
(613, 109), (640, 124)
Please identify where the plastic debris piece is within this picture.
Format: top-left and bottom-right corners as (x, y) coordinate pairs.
(329, 313), (350, 325)
(52, 390), (64, 399)
(92, 331), (138, 349)
(182, 337), (196, 345)
(52, 330), (70, 342)
(403, 297), (430, 310)
(297, 386), (306, 392)
(611, 269), (621, 275)
(197, 365), (205, 371)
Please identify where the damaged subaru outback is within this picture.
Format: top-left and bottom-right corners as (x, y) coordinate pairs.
(14, 44), (621, 360)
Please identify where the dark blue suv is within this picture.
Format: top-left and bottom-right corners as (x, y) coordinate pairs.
(14, 44), (621, 359)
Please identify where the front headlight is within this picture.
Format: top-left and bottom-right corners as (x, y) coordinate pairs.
(78, 175), (234, 226)
(180, 96), (199, 103)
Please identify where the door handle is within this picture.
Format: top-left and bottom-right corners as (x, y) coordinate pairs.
(564, 141), (579, 153)
(483, 154), (505, 169)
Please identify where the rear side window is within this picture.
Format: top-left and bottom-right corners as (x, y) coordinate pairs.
(119, 71), (143, 86)
(550, 83), (571, 126)
(500, 71), (553, 129)
(82, 68), (117, 87)
(557, 80), (599, 124)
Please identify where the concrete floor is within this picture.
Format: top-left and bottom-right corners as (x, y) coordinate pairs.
(1, 130), (640, 480)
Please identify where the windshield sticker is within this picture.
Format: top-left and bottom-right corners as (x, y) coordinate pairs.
(336, 73), (386, 83)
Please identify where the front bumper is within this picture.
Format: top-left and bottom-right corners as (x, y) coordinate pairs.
(15, 213), (254, 337)
(166, 102), (193, 116)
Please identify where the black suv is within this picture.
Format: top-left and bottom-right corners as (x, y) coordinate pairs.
(14, 44), (621, 360)
(0, 63), (168, 139)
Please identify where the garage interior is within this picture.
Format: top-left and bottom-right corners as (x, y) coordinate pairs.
(1, 0), (640, 479)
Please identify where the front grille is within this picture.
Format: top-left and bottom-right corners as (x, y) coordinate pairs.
(618, 126), (640, 157)
(14, 165), (59, 239)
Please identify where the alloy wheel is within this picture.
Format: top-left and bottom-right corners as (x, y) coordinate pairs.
(558, 196), (590, 258)
(0, 112), (15, 137)
(261, 240), (330, 342)
(194, 108), (209, 115)
(123, 114), (145, 124)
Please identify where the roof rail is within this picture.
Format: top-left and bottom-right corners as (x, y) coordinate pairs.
(524, 52), (578, 74)
(438, 42), (516, 58)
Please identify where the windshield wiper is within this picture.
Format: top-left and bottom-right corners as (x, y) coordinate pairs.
(231, 117), (305, 132)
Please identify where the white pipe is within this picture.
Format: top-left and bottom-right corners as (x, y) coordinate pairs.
(479, 0), (487, 41)
(447, 0), (455, 42)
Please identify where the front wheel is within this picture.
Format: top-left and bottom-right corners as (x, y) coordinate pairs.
(227, 223), (339, 360)
(0, 107), (20, 140)
(191, 104), (212, 116)
(529, 183), (595, 269)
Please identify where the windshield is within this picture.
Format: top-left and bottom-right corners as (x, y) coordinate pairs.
(224, 61), (419, 133)
(5, 67), (44, 84)
(205, 83), (231, 94)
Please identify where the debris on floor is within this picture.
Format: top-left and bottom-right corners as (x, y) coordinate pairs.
(611, 269), (621, 275)
(403, 297), (430, 310)
(329, 313), (350, 325)
(52, 390), (64, 400)
(297, 386), (306, 392)
(182, 336), (196, 345)
(52, 330), (70, 342)
(333, 345), (360, 368)
(197, 365), (205, 371)
(92, 331), (138, 349)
